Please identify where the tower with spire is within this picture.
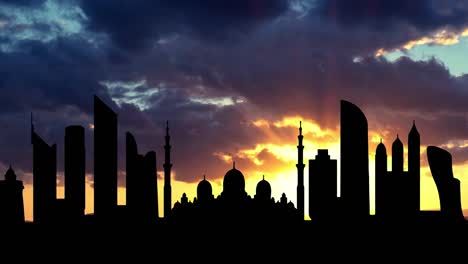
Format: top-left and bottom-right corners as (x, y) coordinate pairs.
(296, 121), (305, 220)
(408, 120), (420, 216)
(164, 121), (173, 219)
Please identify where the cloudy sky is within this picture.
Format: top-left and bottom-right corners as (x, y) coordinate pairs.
(0, 0), (467, 221)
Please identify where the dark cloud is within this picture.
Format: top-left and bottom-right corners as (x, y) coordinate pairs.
(80, 0), (289, 51)
(0, 0), (45, 6)
(1, 0), (468, 188)
(316, 0), (468, 30)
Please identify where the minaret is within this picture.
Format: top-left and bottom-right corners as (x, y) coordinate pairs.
(296, 121), (305, 221)
(408, 121), (420, 215)
(164, 121), (172, 219)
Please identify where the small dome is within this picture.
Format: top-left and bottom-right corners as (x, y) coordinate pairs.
(197, 175), (213, 203)
(4, 165), (16, 181)
(255, 175), (271, 201)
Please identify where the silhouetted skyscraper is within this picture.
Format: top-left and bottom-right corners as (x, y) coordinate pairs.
(296, 121), (305, 221)
(375, 140), (387, 217)
(65, 125), (85, 220)
(31, 115), (57, 223)
(164, 121), (172, 219)
(340, 100), (369, 218)
(408, 121), (420, 215)
(0, 166), (24, 224)
(392, 135), (403, 173)
(427, 146), (464, 221)
(94, 96), (117, 219)
(309, 149), (337, 221)
(126, 132), (158, 221)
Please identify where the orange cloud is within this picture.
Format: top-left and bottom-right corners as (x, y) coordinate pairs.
(375, 27), (468, 56)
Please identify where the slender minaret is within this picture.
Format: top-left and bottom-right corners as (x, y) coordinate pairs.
(164, 121), (172, 219)
(296, 121), (305, 221)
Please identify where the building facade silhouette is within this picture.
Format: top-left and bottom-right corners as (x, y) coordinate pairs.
(427, 146), (464, 221)
(65, 125), (85, 220)
(408, 121), (420, 215)
(309, 149), (337, 221)
(126, 132), (158, 221)
(0, 166), (24, 224)
(375, 123), (420, 219)
(375, 139), (387, 217)
(32, 115), (57, 223)
(340, 100), (369, 219)
(94, 96), (118, 219)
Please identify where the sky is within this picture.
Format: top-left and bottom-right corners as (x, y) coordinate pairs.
(0, 0), (467, 221)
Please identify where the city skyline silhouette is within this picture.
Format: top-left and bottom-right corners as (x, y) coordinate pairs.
(0, 96), (465, 225)
(1, 1), (468, 232)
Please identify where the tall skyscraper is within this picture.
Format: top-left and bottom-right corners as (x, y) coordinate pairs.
(31, 114), (57, 223)
(126, 132), (158, 221)
(164, 121), (172, 219)
(0, 166), (24, 224)
(94, 96), (117, 219)
(408, 121), (420, 215)
(309, 149), (337, 221)
(375, 140), (387, 217)
(296, 121), (305, 221)
(427, 146), (464, 221)
(65, 125), (85, 220)
(340, 100), (369, 219)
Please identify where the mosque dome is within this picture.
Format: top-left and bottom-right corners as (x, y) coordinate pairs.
(197, 175), (213, 203)
(255, 175), (271, 201)
(222, 162), (246, 201)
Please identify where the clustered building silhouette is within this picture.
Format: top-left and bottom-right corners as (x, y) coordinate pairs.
(0, 97), (465, 224)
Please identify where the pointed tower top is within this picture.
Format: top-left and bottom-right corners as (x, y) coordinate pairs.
(233, 161), (236, 169)
(299, 121), (302, 135)
(409, 119), (419, 137)
(262, 175), (265, 180)
(203, 174), (206, 180)
(397, 133), (399, 139)
(380, 138), (382, 143)
(166, 120), (169, 135)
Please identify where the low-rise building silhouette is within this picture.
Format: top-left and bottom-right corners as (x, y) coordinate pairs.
(0, 166), (24, 224)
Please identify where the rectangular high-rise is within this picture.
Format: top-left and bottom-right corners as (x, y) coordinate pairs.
(94, 96), (117, 219)
(65, 125), (85, 220)
(309, 149), (337, 221)
(32, 122), (57, 223)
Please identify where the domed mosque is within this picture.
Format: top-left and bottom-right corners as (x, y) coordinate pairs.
(172, 161), (298, 222)
(221, 162), (247, 203)
(197, 175), (213, 204)
(255, 175), (271, 202)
